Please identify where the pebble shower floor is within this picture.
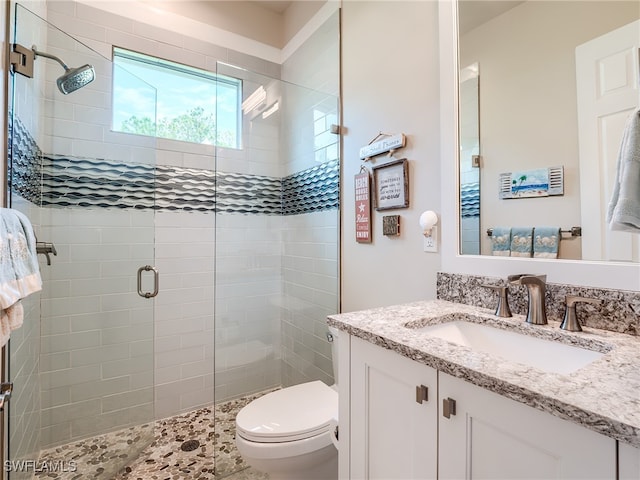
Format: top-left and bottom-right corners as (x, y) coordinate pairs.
(33, 391), (272, 479)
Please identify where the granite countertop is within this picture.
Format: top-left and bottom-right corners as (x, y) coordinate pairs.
(327, 299), (640, 448)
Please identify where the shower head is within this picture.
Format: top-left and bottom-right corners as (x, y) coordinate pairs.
(32, 46), (95, 95)
(56, 64), (95, 95)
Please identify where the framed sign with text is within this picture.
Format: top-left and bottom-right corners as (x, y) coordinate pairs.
(354, 170), (372, 243)
(372, 158), (409, 211)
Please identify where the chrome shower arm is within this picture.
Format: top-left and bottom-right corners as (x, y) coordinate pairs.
(32, 46), (69, 71)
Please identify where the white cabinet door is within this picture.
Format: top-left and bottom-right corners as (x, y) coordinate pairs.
(438, 372), (616, 479)
(350, 337), (438, 480)
(620, 442), (640, 480)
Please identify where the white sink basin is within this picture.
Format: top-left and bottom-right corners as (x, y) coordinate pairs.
(417, 320), (604, 375)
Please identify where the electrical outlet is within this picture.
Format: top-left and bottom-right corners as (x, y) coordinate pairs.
(423, 226), (438, 253)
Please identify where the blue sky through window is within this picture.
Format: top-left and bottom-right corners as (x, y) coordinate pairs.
(112, 48), (241, 147)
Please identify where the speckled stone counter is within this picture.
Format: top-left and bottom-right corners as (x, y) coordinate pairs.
(327, 300), (640, 448)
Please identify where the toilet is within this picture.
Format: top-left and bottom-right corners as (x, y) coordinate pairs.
(235, 326), (340, 480)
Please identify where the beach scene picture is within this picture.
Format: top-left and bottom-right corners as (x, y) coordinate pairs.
(510, 168), (550, 198)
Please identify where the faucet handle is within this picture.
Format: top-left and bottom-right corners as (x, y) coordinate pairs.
(507, 274), (546, 285)
(481, 284), (512, 318)
(560, 295), (603, 332)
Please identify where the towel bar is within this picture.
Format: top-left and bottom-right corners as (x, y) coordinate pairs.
(36, 241), (57, 265)
(486, 227), (581, 238)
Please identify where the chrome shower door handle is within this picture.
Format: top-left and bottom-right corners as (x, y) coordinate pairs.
(137, 265), (159, 298)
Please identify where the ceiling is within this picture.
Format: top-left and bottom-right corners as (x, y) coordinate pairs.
(458, 1), (525, 35)
(249, 0), (293, 13)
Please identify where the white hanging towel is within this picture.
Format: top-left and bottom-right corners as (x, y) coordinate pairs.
(607, 108), (640, 232)
(0, 303), (23, 348)
(0, 209), (42, 347)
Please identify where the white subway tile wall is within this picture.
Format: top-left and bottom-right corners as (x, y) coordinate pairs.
(38, 208), (155, 446)
(154, 211), (215, 418)
(280, 14), (340, 386)
(215, 214), (284, 402)
(281, 211), (338, 387)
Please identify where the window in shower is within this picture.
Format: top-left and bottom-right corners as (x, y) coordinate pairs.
(112, 47), (242, 147)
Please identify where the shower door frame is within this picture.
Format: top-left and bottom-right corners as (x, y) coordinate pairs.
(2, 0), (14, 477)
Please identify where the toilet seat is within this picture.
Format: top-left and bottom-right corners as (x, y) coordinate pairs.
(236, 381), (338, 443)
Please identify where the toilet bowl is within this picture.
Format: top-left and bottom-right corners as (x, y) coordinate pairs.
(235, 326), (340, 480)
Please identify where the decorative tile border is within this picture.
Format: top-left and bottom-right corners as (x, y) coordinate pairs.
(436, 272), (640, 335)
(10, 116), (339, 215)
(9, 115), (42, 206)
(460, 182), (479, 218)
(282, 160), (340, 215)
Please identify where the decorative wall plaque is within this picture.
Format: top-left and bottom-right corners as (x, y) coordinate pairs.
(355, 170), (372, 243)
(382, 215), (400, 236)
(373, 159), (409, 211)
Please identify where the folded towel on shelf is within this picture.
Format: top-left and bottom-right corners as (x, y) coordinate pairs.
(491, 227), (511, 256)
(533, 226), (561, 258)
(510, 227), (534, 257)
(607, 108), (640, 232)
(0, 208), (42, 309)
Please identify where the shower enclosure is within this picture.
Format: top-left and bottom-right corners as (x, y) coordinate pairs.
(6, 3), (339, 478)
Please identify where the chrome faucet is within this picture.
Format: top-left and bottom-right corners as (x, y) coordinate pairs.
(508, 274), (547, 325)
(560, 295), (603, 332)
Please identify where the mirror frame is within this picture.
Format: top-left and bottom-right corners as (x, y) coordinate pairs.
(438, 0), (640, 291)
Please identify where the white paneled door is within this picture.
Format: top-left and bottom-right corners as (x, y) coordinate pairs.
(577, 20), (640, 261)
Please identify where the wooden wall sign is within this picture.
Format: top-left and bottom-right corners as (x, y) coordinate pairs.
(355, 171), (372, 243)
(359, 133), (406, 160)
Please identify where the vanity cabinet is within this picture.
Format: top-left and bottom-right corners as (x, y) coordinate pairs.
(350, 337), (438, 479)
(619, 443), (640, 479)
(348, 335), (617, 479)
(438, 372), (615, 479)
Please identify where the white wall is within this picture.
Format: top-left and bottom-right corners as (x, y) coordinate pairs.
(341, 1), (442, 312)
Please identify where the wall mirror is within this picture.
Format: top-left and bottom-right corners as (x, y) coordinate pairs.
(438, 0), (640, 291)
(457, 1), (640, 262)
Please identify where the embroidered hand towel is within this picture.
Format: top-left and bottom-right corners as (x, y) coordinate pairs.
(510, 227), (533, 257)
(607, 108), (640, 232)
(533, 226), (561, 258)
(0, 208), (42, 309)
(491, 227), (511, 256)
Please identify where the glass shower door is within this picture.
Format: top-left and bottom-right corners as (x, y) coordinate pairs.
(7, 5), (157, 478)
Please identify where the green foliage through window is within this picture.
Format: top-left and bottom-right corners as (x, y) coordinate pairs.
(112, 48), (241, 148)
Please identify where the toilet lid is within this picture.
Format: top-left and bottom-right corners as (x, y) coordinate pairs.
(236, 381), (338, 443)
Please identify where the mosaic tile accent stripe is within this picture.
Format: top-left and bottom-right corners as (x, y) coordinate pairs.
(216, 170), (283, 215)
(10, 115), (42, 205)
(283, 159), (339, 215)
(41, 156), (156, 210)
(10, 116), (339, 215)
(460, 182), (479, 218)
